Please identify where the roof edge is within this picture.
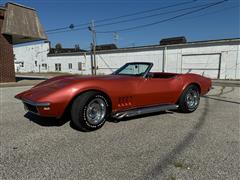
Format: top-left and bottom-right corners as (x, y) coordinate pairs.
(7, 2), (36, 11)
(45, 37), (240, 57)
(0, 6), (6, 11)
(92, 37), (240, 54)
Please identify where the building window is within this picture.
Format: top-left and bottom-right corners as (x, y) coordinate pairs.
(20, 62), (24, 67)
(35, 61), (38, 67)
(55, 63), (61, 71)
(78, 62), (82, 70)
(68, 63), (72, 69)
(42, 64), (47, 70)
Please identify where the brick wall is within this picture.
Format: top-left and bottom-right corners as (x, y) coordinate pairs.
(0, 10), (15, 83)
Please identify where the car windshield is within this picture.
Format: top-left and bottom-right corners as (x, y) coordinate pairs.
(113, 63), (152, 77)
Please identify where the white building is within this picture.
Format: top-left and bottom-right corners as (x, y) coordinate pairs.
(13, 38), (240, 79)
(14, 42), (49, 73)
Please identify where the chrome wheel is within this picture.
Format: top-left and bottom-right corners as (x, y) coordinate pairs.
(185, 89), (199, 110)
(86, 98), (107, 125)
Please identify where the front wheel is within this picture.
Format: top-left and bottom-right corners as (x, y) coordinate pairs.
(71, 91), (110, 131)
(178, 85), (200, 113)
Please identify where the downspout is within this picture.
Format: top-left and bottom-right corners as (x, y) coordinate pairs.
(236, 44), (239, 79)
(217, 53), (222, 79)
(162, 46), (167, 72)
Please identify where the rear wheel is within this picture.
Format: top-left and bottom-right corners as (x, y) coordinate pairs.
(178, 85), (200, 113)
(71, 91), (110, 131)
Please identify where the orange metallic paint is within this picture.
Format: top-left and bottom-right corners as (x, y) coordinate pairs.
(15, 73), (211, 118)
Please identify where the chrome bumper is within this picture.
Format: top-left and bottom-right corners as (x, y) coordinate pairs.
(22, 99), (50, 115)
(22, 99), (50, 107)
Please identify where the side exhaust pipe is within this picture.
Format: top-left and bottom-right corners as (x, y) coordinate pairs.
(112, 104), (179, 119)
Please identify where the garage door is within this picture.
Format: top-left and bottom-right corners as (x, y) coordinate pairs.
(182, 54), (220, 79)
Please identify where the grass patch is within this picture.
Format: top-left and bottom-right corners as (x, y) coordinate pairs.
(173, 161), (191, 170)
(174, 161), (184, 168)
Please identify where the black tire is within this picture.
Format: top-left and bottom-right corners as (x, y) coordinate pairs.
(178, 85), (200, 113)
(71, 91), (110, 131)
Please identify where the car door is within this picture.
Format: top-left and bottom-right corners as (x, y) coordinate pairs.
(134, 76), (180, 107)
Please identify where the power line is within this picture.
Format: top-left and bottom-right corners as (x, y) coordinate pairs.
(95, 3), (216, 28)
(47, 26), (86, 35)
(92, 0), (197, 23)
(47, 1), (205, 35)
(45, 0), (197, 33)
(184, 4), (240, 19)
(47, 2), (208, 35)
(46, 23), (89, 33)
(47, 0), (230, 35)
(97, 0), (228, 33)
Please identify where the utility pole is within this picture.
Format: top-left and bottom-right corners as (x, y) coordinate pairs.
(113, 32), (119, 46)
(88, 20), (97, 75)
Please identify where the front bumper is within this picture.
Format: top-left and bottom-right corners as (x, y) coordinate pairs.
(15, 89), (69, 118)
(22, 99), (51, 116)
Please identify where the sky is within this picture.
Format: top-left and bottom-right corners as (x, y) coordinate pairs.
(1, 0), (239, 49)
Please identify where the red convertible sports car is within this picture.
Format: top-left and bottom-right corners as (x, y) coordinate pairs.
(15, 62), (212, 131)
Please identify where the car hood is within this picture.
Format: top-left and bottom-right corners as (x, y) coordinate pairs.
(34, 74), (136, 88)
(15, 75), (136, 101)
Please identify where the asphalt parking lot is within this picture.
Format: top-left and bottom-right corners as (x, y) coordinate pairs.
(0, 84), (239, 180)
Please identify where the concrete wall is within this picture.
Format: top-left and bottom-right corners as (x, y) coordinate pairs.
(95, 50), (164, 74)
(46, 55), (92, 75)
(14, 42), (49, 73)
(13, 40), (240, 79)
(91, 42), (240, 79)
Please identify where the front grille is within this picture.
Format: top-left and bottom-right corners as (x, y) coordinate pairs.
(24, 102), (38, 114)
